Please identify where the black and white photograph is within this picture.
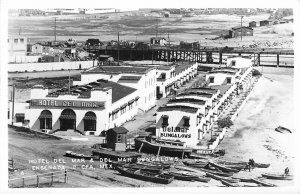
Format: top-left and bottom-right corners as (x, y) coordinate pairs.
(0, 0), (299, 193)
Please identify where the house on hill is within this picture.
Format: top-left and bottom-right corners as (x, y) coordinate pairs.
(228, 27), (253, 38)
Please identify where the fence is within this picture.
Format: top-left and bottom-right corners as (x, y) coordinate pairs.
(8, 170), (68, 188)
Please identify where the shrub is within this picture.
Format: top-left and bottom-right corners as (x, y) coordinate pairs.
(252, 69), (262, 77)
(217, 117), (233, 128)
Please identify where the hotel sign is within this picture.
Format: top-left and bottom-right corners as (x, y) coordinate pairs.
(160, 126), (191, 138)
(30, 99), (105, 109)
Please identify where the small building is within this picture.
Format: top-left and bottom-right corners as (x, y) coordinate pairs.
(150, 37), (167, 46)
(260, 20), (270, 26)
(30, 43), (54, 55)
(86, 39), (102, 46)
(106, 127), (128, 151)
(8, 36), (28, 57)
(249, 21), (257, 28)
(228, 27), (253, 38)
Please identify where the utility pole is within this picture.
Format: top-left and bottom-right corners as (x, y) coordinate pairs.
(241, 16), (244, 41)
(11, 84), (15, 126)
(117, 32), (120, 65)
(54, 17), (57, 42)
(156, 18), (159, 37)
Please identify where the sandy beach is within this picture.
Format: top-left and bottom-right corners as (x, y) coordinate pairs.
(218, 67), (295, 186)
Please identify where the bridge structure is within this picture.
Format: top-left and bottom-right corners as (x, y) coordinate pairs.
(86, 46), (294, 68)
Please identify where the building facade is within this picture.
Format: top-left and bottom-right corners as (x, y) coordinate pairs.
(8, 36), (28, 57)
(155, 57), (253, 147)
(76, 65), (157, 112)
(229, 27), (253, 38)
(25, 79), (140, 136)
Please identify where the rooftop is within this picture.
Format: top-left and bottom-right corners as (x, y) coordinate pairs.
(175, 62), (194, 74)
(84, 65), (154, 75)
(177, 91), (213, 98)
(107, 127), (128, 134)
(47, 79), (137, 103)
(210, 85), (232, 96)
(118, 76), (142, 83)
(185, 87), (219, 94)
(168, 98), (206, 106)
(157, 105), (198, 113)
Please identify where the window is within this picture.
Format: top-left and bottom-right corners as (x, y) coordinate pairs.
(20, 38), (24, 43)
(209, 77), (214, 83)
(117, 134), (122, 142)
(14, 39), (18, 44)
(227, 77), (232, 84)
(231, 61), (236, 66)
(15, 113), (25, 123)
(183, 118), (190, 127)
(7, 39), (9, 43)
(162, 117), (169, 127)
(161, 73), (166, 79)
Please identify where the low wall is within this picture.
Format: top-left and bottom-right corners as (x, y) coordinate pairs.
(8, 61), (96, 72)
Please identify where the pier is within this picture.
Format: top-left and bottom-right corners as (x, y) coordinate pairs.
(87, 46), (294, 68)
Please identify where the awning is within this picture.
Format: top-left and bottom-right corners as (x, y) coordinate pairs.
(120, 103), (127, 109)
(112, 108), (120, 114)
(59, 114), (76, 120)
(83, 115), (96, 120)
(15, 113), (25, 117)
(128, 99), (135, 104)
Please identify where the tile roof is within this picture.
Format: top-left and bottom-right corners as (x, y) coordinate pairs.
(48, 79), (137, 103)
(118, 76), (142, 83)
(177, 91), (213, 98)
(210, 85), (232, 96)
(157, 105), (198, 113)
(175, 62), (194, 74)
(84, 65), (154, 74)
(168, 98), (206, 106)
(185, 87), (218, 94)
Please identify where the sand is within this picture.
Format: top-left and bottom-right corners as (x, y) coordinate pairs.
(218, 67), (294, 186)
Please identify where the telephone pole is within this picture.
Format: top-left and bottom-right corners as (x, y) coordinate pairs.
(54, 17), (57, 41)
(241, 16), (244, 41)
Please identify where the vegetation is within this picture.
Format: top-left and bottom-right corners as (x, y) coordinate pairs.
(217, 117), (233, 128)
(252, 69), (262, 77)
(269, 8), (293, 20)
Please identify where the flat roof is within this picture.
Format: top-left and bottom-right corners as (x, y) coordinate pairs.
(210, 85), (232, 96)
(157, 105), (198, 114)
(83, 65), (154, 75)
(48, 79), (136, 103)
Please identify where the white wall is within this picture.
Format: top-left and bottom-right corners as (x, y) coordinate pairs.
(8, 61), (96, 72)
(206, 73), (236, 86)
(156, 111), (198, 146)
(227, 57), (252, 68)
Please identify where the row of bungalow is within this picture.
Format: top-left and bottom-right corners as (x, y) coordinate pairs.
(155, 56), (253, 147)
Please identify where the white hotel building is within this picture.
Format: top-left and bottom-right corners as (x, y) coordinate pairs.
(25, 79), (140, 136)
